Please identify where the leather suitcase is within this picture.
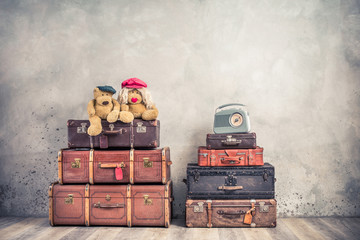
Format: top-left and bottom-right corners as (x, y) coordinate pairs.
(67, 119), (160, 149)
(48, 181), (172, 227)
(186, 163), (275, 199)
(206, 133), (256, 149)
(58, 147), (171, 184)
(186, 198), (276, 228)
(198, 146), (264, 167)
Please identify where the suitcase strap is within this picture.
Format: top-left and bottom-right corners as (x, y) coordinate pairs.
(206, 200), (212, 228)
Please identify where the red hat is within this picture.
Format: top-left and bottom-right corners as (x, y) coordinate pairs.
(121, 78), (147, 89)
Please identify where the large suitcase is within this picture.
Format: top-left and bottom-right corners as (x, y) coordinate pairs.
(186, 163), (275, 199)
(198, 146), (263, 167)
(67, 119), (160, 149)
(48, 181), (172, 227)
(206, 133), (256, 149)
(186, 198), (276, 228)
(58, 147), (171, 184)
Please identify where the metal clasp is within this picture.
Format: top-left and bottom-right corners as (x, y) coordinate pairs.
(143, 158), (153, 168)
(77, 123), (87, 134)
(193, 170), (200, 182)
(144, 195), (152, 205)
(71, 158), (81, 168)
(65, 194), (74, 204)
(109, 124), (114, 131)
(105, 194), (111, 201)
(193, 202), (204, 213)
(136, 122), (146, 133)
(259, 201), (269, 212)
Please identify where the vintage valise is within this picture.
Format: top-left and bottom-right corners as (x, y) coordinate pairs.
(186, 163), (275, 199)
(67, 119), (160, 149)
(198, 146), (263, 167)
(58, 147), (171, 184)
(48, 181), (172, 227)
(206, 133), (256, 149)
(186, 198), (276, 228)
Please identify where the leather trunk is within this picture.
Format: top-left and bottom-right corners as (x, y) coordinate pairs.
(206, 133), (256, 149)
(198, 146), (263, 167)
(58, 147), (171, 184)
(186, 199), (276, 228)
(67, 119), (160, 149)
(48, 181), (172, 227)
(186, 163), (275, 199)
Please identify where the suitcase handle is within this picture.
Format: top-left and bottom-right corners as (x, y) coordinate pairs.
(98, 162), (126, 169)
(221, 136), (242, 145)
(220, 157), (243, 164)
(218, 185), (243, 191)
(93, 202), (125, 208)
(216, 103), (246, 112)
(217, 210), (246, 219)
(103, 129), (126, 135)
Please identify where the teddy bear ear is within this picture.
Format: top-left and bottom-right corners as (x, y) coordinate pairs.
(94, 88), (99, 93)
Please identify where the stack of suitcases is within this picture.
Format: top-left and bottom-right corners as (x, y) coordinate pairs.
(185, 104), (277, 228)
(48, 118), (173, 227)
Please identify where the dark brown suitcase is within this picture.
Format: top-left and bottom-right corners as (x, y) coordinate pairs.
(206, 133), (256, 149)
(49, 181), (172, 227)
(198, 146), (264, 167)
(186, 198), (276, 228)
(58, 147), (171, 184)
(67, 119), (160, 149)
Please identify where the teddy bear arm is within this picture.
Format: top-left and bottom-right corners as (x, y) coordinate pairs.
(112, 98), (120, 111)
(87, 99), (96, 116)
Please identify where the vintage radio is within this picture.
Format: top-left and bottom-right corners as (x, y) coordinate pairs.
(213, 103), (251, 134)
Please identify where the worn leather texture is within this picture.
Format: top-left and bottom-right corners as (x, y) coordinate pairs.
(187, 163), (275, 199)
(206, 133), (256, 149)
(67, 119), (160, 149)
(198, 146), (264, 166)
(58, 148), (171, 184)
(186, 199), (277, 228)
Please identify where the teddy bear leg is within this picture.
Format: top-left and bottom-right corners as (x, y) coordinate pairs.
(119, 111), (134, 123)
(142, 109), (158, 121)
(88, 115), (102, 136)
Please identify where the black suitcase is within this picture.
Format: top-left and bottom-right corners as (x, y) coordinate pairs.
(67, 119), (160, 149)
(206, 133), (256, 149)
(186, 163), (275, 199)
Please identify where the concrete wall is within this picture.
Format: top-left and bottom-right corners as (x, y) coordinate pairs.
(0, 0), (359, 217)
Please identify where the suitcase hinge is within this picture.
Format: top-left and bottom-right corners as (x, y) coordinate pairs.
(77, 122), (87, 134)
(259, 201), (269, 212)
(193, 202), (204, 213)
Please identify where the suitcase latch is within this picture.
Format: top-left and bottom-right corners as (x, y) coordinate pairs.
(259, 201), (269, 212)
(144, 195), (152, 205)
(65, 194), (74, 204)
(143, 158), (153, 168)
(71, 158), (81, 168)
(77, 123), (87, 134)
(109, 124), (114, 131)
(193, 202), (204, 213)
(221, 135), (242, 145)
(193, 170), (200, 182)
(225, 173), (237, 186)
(263, 171), (269, 182)
(105, 194), (111, 201)
(136, 122), (146, 133)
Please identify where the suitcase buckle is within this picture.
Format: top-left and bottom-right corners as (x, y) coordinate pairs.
(193, 202), (204, 213)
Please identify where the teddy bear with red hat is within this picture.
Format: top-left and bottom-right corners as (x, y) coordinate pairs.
(118, 78), (158, 123)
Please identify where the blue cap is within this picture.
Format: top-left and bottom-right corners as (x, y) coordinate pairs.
(97, 85), (116, 94)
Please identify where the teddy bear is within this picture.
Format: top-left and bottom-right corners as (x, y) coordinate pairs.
(117, 78), (158, 122)
(87, 85), (133, 136)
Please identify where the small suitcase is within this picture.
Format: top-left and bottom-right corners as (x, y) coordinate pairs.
(67, 119), (160, 149)
(49, 181), (172, 227)
(198, 146), (264, 167)
(186, 163), (275, 199)
(58, 147), (171, 184)
(206, 133), (256, 149)
(186, 198), (276, 228)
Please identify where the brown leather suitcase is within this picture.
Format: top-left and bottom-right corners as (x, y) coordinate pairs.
(198, 146), (263, 167)
(49, 181), (172, 227)
(206, 133), (256, 149)
(67, 119), (160, 149)
(58, 147), (171, 184)
(186, 198), (276, 228)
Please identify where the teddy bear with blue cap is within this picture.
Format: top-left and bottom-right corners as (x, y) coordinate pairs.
(87, 85), (133, 136)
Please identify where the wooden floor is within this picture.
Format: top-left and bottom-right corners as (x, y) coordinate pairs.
(0, 217), (359, 240)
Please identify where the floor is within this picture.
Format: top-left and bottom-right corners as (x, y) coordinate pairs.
(0, 217), (359, 240)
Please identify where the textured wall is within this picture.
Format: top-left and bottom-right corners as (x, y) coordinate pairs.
(0, 0), (359, 217)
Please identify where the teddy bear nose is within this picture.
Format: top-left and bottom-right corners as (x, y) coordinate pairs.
(102, 101), (109, 105)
